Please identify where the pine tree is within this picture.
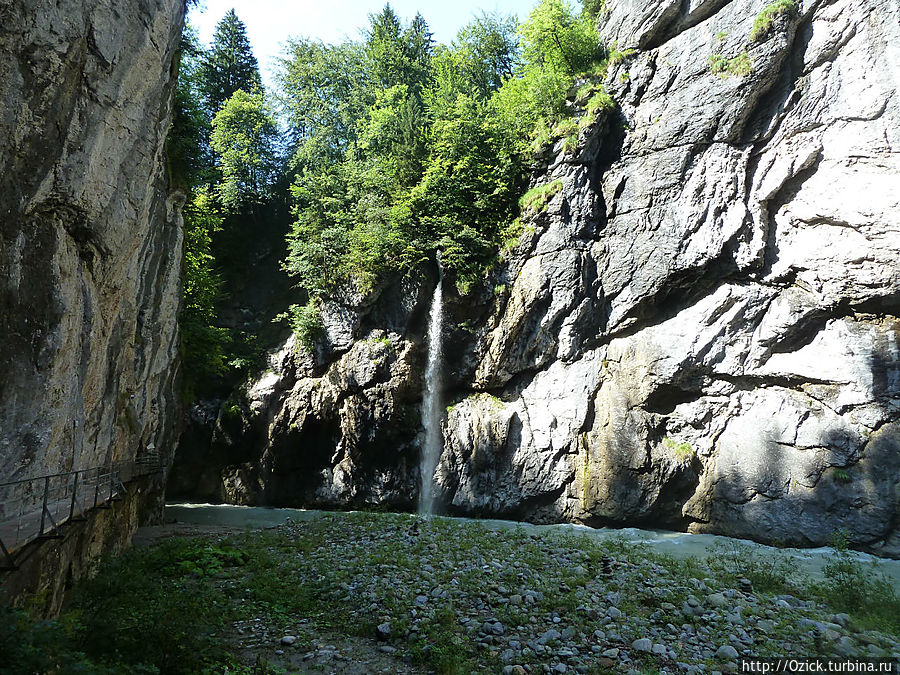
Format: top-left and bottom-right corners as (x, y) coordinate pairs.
(199, 9), (263, 115)
(365, 4), (406, 90)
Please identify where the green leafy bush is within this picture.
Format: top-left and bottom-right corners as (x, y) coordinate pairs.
(815, 531), (900, 632)
(705, 540), (802, 594)
(278, 301), (323, 351)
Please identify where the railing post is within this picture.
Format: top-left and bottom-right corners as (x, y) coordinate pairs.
(69, 471), (79, 520)
(0, 536), (16, 571)
(39, 476), (50, 535)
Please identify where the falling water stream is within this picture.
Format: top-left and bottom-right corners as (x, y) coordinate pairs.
(418, 255), (444, 515)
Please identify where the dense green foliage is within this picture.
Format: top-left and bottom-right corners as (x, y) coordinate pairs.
(210, 89), (279, 210)
(167, 27), (212, 190)
(281, 0), (609, 334)
(169, 10), (282, 398)
(180, 189), (229, 391)
(172, 1), (616, 377)
(199, 9), (264, 115)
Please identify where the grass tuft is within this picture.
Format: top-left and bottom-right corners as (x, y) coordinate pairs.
(750, 0), (800, 41)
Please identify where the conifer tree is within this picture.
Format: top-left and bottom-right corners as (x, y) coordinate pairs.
(200, 9), (263, 115)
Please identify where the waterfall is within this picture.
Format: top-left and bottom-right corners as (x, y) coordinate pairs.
(418, 255), (444, 516)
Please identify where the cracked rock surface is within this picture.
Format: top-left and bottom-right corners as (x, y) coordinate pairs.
(0, 0), (184, 504)
(195, 0), (900, 555)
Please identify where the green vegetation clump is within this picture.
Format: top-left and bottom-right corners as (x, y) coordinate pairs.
(709, 51), (753, 77)
(606, 47), (636, 65)
(833, 467), (852, 483)
(662, 435), (694, 460)
(816, 531), (900, 631)
(706, 539), (802, 594)
(519, 179), (564, 213)
(276, 301), (322, 351)
(750, 0), (800, 41)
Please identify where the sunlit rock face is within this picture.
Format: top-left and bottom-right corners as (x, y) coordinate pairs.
(0, 0), (184, 507)
(203, 0), (900, 555)
(445, 0), (900, 554)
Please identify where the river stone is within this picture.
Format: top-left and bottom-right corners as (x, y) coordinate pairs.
(631, 638), (652, 652)
(716, 645), (739, 660)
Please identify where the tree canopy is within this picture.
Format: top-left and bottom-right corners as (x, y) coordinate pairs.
(200, 9), (263, 115)
(171, 1), (613, 356)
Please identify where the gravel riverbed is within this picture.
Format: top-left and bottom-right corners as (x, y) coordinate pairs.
(143, 510), (900, 674)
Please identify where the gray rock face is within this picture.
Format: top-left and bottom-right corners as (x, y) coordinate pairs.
(445, 0), (899, 553)
(0, 1), (184, 499)
(200, 275), (435, 507)
(206, 0), (900, 555)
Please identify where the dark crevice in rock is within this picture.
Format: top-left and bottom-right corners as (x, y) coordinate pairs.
(590, 253), (742, 348)
(642, 385), (704, 415)
(643, 0), (738, 52)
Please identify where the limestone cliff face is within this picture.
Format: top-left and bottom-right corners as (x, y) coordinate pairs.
(0, 0), (184, 504)
(197, 0), (900, 555)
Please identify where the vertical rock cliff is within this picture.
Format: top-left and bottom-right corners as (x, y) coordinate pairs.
(0, 0), (184, 511)
(186, 0), (900, 556)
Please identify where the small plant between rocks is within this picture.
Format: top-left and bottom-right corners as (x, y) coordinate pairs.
(709, 51), (753, 77)
(750, 0), (800, 41)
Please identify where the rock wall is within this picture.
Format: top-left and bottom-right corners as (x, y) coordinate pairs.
(191, 0), (900, 556)
(0, 1), (184, 510)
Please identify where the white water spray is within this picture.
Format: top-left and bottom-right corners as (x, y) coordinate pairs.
(418, 255), (444, 516)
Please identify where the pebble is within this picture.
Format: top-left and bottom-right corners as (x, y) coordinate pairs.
(631, 638), (652, 652)
(716, 644), (739, 659)
(280, 635), (297, 646)
(539, 629), (562, 645)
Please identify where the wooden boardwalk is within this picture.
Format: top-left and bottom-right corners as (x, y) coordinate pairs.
(0, 456), (162, 569)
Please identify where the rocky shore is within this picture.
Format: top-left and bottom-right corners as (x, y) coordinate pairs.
(172, 512), (900, 673)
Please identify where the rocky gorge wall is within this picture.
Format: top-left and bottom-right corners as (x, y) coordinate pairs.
(0, 0), (185, 571)
(181, 0), (900, 556)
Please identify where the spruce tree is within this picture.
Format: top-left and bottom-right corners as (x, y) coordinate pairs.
(200, 9), (262, 115)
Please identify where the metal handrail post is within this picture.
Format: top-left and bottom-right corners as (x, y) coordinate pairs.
(39, 476), (50, 535)
(69, 471), (79, 520)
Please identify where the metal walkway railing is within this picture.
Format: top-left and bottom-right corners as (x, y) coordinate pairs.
(0, 451), (165, 571)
